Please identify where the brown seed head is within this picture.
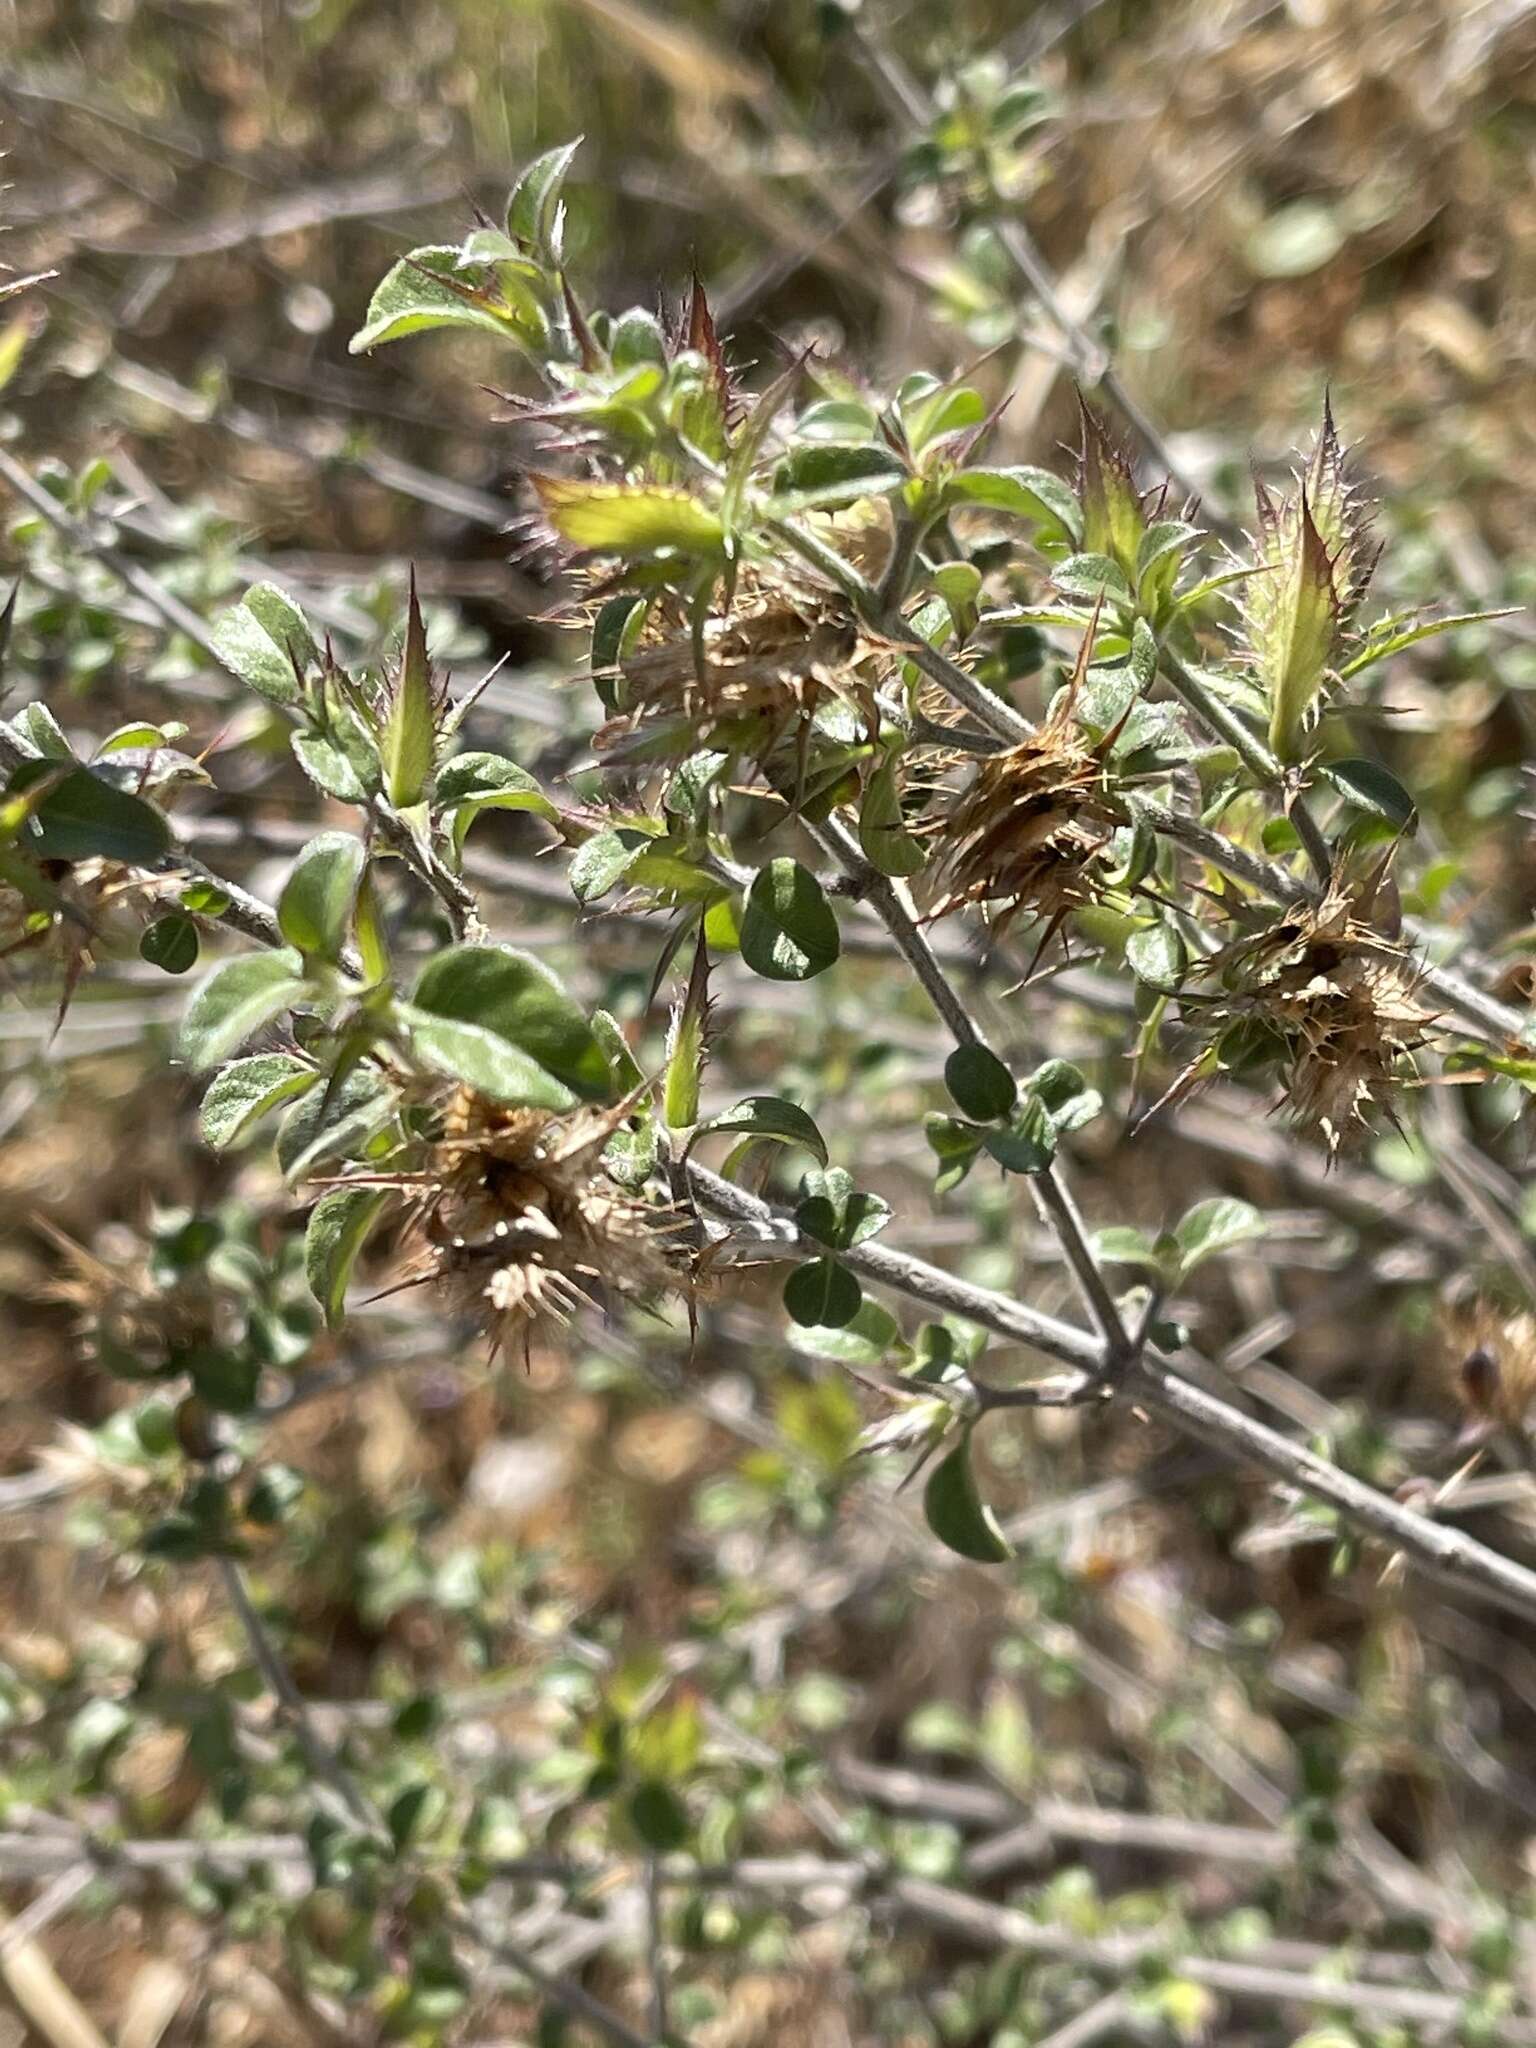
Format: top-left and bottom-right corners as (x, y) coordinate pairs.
(594, 562), (863, 767)
(922, 699), (1117, 938)
(410, 1088), (687, 1353)
(1207, 883), (1435, 1148)
(1439, 1305), (1536, 1433)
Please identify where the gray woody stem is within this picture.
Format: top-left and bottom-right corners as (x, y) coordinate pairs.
(687, 1162), (1536, 1626)
(807, 813), (1133, 1363)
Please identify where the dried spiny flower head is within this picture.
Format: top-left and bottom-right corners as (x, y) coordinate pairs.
(1204, 875), (1434, 1148)
(1, 857), (179, 1013)
(921, 642), (1120, 946)
(408, 1088), (687, 1354)
(1439, 1305), (1536, 1436)
(594, 560), (864, 769)
(38, 1218), (221, 1372)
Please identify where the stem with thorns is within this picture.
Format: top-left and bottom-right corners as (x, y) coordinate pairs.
(772, 514), (1520, 1045)
(806, 815), (1134, 1362)
(20, 797), (1529, 1624)
(686, 1161), (1536, 1624)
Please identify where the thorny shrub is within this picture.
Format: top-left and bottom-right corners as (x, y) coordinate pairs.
(6, 112), (1536, 2045)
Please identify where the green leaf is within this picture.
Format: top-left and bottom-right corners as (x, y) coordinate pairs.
(796, 398), (879, 441)
(604, 1118), (658, 1189)
(98, 721), (181, 754)
(591, 592), (651, 690)
(794, 1166), (891, 1251)
(1077, 402), (1146, 577)
(387, 1782), (434, 1853)
(859, 754), (925, 878)
(1029, 1058), (1103, 1136)
(1051, 553), (1133, 607)
(292, 730), (370, 804)
(925, 1112), (985, 1196)
(437, 752), (557, 852)
(570, 827), (648, 904)
(740, 859), (840, 982)
(200, 1054), (317, 1151)
(609, 304), (668, 369)
(180, 951), (309, 1071)
(68, 1697), (133, 1762)
(923, 1428), (1011, 1563)
(1319, 757), (1417, 833)
(382, 580), (436, 808)
(770, 443), (907, 511)
(1091, 1225), (1161, 1271)
(9, 761), (171, 864)
(776, 1376), (862, 1474)
(1173, 1197), (1265, 1276)
(1261, 816), (1301, 854)
(506, 138), (581, 257)
(783, 1258), (861, 1329)
(949, 466), (1081, 546)
(277, 1065), (397, 1180)
(139, 913), (200, 975)
(903, 380), (986, 455)
(1339, 608), (1519, 681)
(663, 940), (709, 1130)
(305, 1187), (388, 1330)
(933, 560), (982, 617)
(1259, 496), (1340, 764)
(398, 1008), (576, 1110)
(277, 832), (364, 964)
(211, 584), (318, 705)
(627, 1780), (690, 1853)
(11, 701), (73, 760)
(535, 477), (724, 557)
(1126, 921), (1188, 991)
(944, 1045), (1016, 1123)
(181, 880), (230, 917)
(788, 1296), (903, 1367)
(352, 871), (390, 987)
(687, 1095), (827, 1167)
(1245, 200), (1344, 279)
(1137, 519), (1200, 614)
(188, 1347), (261, 1417)
(348, 245), (526, 355)
(410, 942), (612, 1100)
(591, 1008), (645, 1092)
(982, 1095), (1055, 1175)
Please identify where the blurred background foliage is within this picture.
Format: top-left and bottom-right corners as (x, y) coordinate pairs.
(7, 2), (1536, 2045)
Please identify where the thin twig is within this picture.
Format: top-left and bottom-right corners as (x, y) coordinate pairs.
(217, 1559), (379, 1835)
(686, 1162), (1536, 1624)
(806, 813), (1133, 1361)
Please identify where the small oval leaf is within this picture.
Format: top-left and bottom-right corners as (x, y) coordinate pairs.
(687, 1095), (828, 1167)
(1125, 921), (1188, 992)
(740, 859), (841, 983)
(179, 952), (309, 1072)
(277, 832), (364, 964)
(783, 1258), (861, 1329)
(140, 913), (200, 975)
(11, 762), (172, 865)
(944, 1046), (1017, 1124)
(923, 1428), (1012, 1563)
(411, 942), (611, 1101)
(200, 1055), (317, 1152)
